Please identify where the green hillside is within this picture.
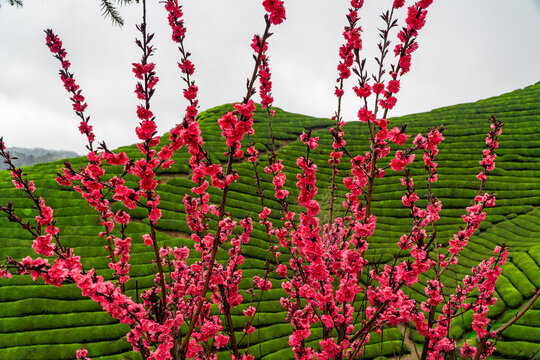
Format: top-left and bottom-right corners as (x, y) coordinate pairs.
(1, 83), (539, 359)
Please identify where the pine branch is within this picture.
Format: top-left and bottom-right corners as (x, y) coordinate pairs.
(99, 0), (125, 27)
(4, 0), (23, 7)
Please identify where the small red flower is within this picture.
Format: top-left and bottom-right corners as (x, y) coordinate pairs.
(136, 105), (153, 121)
(262, 0), (286, 25)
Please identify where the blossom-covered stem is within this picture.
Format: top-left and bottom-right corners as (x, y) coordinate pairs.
(328, 77), (344, 225)
(362, 7), (398, 224)
(256, 68), (293, 230)
(245, 19), (271, 102)
(0, 148), (155, 358)
(149, 222), (168, 312)
(44, 29), (140, 289)
(379, 2), (434, 121)
(419, 306), (437, 360)
(138, 0), (169, 312)
(372, 7), (396, 117)
(328, 2), (364, 226)
(348, 282), (403, 344)
(248, 135), (279, 261)
(253, 39), (295, 232)
(419, 167), (501, 358)
(179, 156), (233, 353)
(438, 117), (503, 277)
(218, 285), (240, 358)
(472, 290), (539, 360)
(44, 29), (97, 152)
(0, 141), (66, 255)
(179, 13), (277, 354)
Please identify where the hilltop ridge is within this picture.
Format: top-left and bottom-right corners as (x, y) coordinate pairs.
(0, 147), (78, 170)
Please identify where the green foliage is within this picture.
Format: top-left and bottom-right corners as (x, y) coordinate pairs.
(494, 275), (523, 308)
(0, 339), (131, 360)
(512, 252), (540, 288)
(0, 312), (118, 333)
(0, 323), (130, 348)
(494, 341), (540, 359)
(529, 244), (540, 267)
(448, 325), (463, 340)
(502, 262), (536, 298)
(500, 324), (540, 343)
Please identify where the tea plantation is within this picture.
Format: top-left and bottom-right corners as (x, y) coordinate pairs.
(0, 83), (539, 359)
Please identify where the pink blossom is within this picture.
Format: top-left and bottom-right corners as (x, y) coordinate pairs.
(143, 234), (153, 246)
(136, 106), (153, 121)
(461, 343), (477, 358)
(183, 85), (198, 100)
(393, 0), (405, 9)
(387, 79), (400, 93)
(276, 264), (287, 277)
(372, 82), (385, 94)
(76, 348), (89, 359)
(262, 0), (286, 25)
(390, 151), (415, 172)
(0, 269), (12, 279)
(136, 119), (157, 140)
(353, 84), (371, 98)
(214, 333), (229, 349)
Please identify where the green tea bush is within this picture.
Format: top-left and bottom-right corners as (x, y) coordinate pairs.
(494, 275), (523, 308)
(494, 341), (540, 359)
(501, 263), (536, 298)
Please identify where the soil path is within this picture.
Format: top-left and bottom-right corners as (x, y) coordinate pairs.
(387, 325), (420, 360)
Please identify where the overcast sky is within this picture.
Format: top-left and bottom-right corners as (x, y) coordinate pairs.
(0, 0), (539, 154)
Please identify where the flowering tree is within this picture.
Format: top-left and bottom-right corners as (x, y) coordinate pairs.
(0, 1), (538, 360)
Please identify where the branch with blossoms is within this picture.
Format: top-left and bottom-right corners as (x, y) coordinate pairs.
(160, 1), (287, 358)
(0, 146), (153, 359)
(2, 0), (287, 359)
(467, 289), (540, 360)
(0, 138), (67, 259)
(249, 1), (530, 360)
(44, 30), (96, 152)
(44, 27), (144, 293)
(1, 0), (537, 360)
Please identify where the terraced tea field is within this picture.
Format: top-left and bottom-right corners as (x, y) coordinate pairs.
(0, 83), (539, 359)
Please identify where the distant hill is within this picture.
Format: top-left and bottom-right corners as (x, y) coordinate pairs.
(0, 84), (539, 360)
(0, 147), (79, 170)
